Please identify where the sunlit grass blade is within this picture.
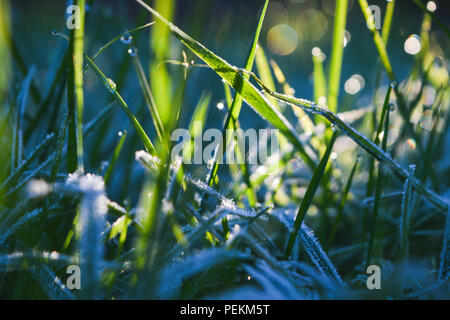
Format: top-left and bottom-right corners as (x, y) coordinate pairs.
(255, 45), (279, 109)
(285, 131), (338, 258)
(204, 0), (269, 192)
(130, 46), (167, 149)
(73, 0), (86, 171)
(327, 0), (348, 113)
(85, 55), (156, 155)
(135, 0), (316, 171)
(241, 71), (448, 212)
(150, 0), (175, 127)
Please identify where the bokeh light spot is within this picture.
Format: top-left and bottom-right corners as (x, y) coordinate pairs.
(404, 34), (422, 55)
(267, 24), (299, 56)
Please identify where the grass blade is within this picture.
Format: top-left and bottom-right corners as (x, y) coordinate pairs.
(85, 55), (156, 155)
(135, 0), (316, 171)
(327, 0), (348, 113)
(73, 0), (86, 171)
(285, 131), (338, 258)
(104, 131), (127, 186)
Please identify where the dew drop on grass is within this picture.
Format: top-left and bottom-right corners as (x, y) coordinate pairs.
(106, 78), (117, 94)
(51, 30), (58, 36)
(390, 81), (397, 89)
(128, 47), (138, 57)
(120, 33), (133, 45)
(389, 102), (396, 112)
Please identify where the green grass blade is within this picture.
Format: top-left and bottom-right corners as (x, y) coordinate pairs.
(150, 0), (175, 127)
(327, 0), (348, 113)
(205, 0), (269, 189)
(135, 0), (316, 171)
(399, 165), (416, 262)
(381, 0), (395, 44)
(255, 45), (279, 109)
(245, 71), (448, 212)
(130, 46), (167, 149)
(90, 22), (155, 61)
(285, 131), (338, 258)
(366, 105), (390, 267)
(85, 55), (156, 155)
(74, 0), (86, 171)
(357, 0), (395, 81)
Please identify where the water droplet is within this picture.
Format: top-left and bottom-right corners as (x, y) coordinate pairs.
(404, 34), (422, 55)
(426, 1), (437, 12)
(217, 102), (225, 110)
(406, 138), (417, 150)
(330, 152), (338, 160)
(389, 103), (396, 111)
(120, 33), (132, 45)
(118, 131), (123, 137)
(51, 30), (59, 36)
(128, 47), (138, 57)
(106, 78), (117, 94)
(390, 81), (397, 89)
(331, 124), (338, 132)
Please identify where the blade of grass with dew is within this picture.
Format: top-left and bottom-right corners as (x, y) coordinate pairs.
(12, 67), (35, 169)
(104, 130), (127, 186)
(366, 104), (390, 267)
(85, 55), (156, 155)
(135, 0), (316, 171)
(204, 0), (269, 193)
(285, 131), (338, 258)
(299, 223), (344, 286)
(25, 46), (70, 141)
(184, 91), (211, 163)
(0, 133), (55, 195)
(74, 0), (86, 171)
(129, 45), (167, 149)
(90, 22), (155, 62)
(239, 70), (448, 212)
(255, 45), (279, 109)
(367, 84), (393, 197)
(399, 164), (416, 262)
